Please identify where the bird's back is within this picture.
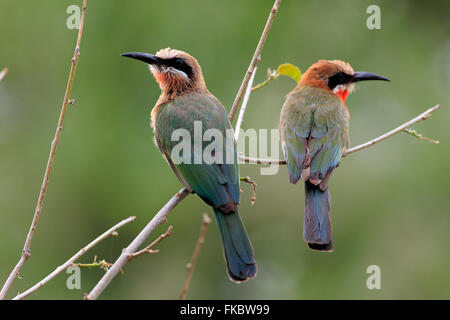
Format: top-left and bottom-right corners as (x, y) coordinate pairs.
(280, 85), (350, 184)
(153, 91), (240, 209)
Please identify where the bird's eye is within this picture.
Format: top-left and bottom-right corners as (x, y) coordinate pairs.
(328, 72), (352, 90)
(173, 58), (184, 69)
(167, 57), (193, 78)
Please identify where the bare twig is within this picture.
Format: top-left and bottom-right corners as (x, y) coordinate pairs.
(85, 188), (190, 300)
(235, 67), (257, 140)
(12, 216), (135, 300)
(239, 104), (440, 164)
(343, 104), (440, 156)
(73, 256), (113, 271)
(179, 213), (212, 300)
(0, 68), (8, 82)
(127, 225), (173, 260)
(251, 68), (279, 92)
(402, 128), (439, 144)
(239, 153), (287, 165)
(228, 0), (282, 123)
(0, 0), (88, 300)
(86, 0), (282, 300)
(240, 176), (257, 206)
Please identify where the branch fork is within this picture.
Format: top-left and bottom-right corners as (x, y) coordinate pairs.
(127, 225), (174, 261)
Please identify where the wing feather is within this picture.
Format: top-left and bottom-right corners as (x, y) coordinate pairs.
(154, 92), (240, 209)
(280, 86), (349, 186)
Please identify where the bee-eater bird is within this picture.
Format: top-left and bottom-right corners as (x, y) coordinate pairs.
(280, 60), (390, 251)
(121, 48), (257, 282)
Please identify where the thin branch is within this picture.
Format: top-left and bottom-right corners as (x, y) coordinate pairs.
(127, 225), (173, 260)
(85, 0), (282, 300)
(74, 260), (112, 271)
(0, 0), (88, 300)
(251, 68), (279, 92)
(73, 256), (113, 272)
(239, 153), (287, 165)
(179, 213), (212, 300)
(235, 67), (257, 139)
(239, 104), (440, 164)
(228, 0), (282, 123)
(85, 188), (190, 300)
(240, 176), (257, 206)
(402, 128), (439, 144)
(12, 216), (135, 300)
(0, 67), (8, 82)
(343, 104), (440, 156)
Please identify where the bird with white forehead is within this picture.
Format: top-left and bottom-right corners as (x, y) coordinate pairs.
(280, 59), (390, 252)
(121, 48), (257, 282)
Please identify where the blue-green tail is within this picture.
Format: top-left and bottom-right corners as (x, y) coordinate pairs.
(304, 181), (333, 251)
(214, 208), (257, 282)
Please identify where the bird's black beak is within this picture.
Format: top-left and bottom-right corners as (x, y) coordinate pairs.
(120, 52), (161, 66)
(352, 71), (391, 82)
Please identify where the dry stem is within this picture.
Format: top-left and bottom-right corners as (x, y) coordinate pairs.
(85, 188), (190, 299)
(179, 213), (212, 300)
(235, 67), (257, 139)
(127, 225), (174, 260)
(12, 216), (135, 300)
(240, 176), (257, 206)
(228, 0), (282, 123)
(0, 0), (88, 300)
(0, 68), (8, 82)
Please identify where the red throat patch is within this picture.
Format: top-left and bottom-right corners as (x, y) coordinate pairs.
(335, 89), (349, 102)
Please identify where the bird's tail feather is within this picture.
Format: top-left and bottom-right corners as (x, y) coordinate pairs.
(304, 181), (333, 251)
(214, 208), (257, 282)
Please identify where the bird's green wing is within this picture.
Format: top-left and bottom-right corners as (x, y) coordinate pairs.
(308, 94), (349, 183)
(280, 86), (349, 185)
(280, 92), (314, 184)
(154, 92), (240, 209)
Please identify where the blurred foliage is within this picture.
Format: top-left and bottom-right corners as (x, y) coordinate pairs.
(0, 0), (449, 299)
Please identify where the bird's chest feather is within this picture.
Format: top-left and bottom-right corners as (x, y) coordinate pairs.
(151, 93), (230, 152)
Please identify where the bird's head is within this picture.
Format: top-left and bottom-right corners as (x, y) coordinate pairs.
(298, 60), (390, 102)
(121, 48), (206, 93)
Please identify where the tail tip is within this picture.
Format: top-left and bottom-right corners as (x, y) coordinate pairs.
(227, 264), (258, 283)
(307, 241), (334, 252)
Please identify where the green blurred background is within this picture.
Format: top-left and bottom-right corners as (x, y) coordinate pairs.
(0, 0), (449, 300)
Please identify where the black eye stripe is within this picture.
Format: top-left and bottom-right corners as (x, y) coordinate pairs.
(328, 72), (352, 90)
(163, 58), (193, 78)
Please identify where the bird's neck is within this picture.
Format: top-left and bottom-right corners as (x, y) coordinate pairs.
(158, 78), (192, 99)
(334, 88), (349, 103)
(159, 85), (207, 104)
(297, 82), (350, 104)
(298, 74), (350, 103)
(153, 71), (207, 102)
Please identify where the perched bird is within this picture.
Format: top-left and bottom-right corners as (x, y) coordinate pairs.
(121, 48), (257, 282)
(280, 60), (390, 251)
